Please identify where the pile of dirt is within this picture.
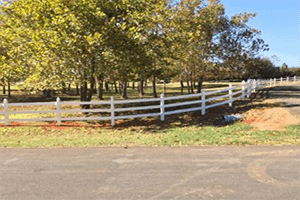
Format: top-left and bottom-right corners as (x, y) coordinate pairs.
(242, 107), (299, 131)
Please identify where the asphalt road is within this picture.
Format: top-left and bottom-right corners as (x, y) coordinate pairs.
(267, 85), (300, 119)
(1, 146), (299, 199)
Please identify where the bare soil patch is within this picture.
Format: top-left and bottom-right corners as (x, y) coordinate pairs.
(242, 107), (299, 131)
(240, 85), (300, 131)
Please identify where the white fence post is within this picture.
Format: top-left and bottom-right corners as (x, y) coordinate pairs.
(247, 79), (251, 98)
(274, 78), (276, 85)
(242, 80), (245, 99)
(294, 76), (296, 83)
(160, 93), (165, 121)
(229, 84), (232, 107)
(110, 96), (115, 126)
(280, 77), (283, 85)
(287, 76), (289, 84)
(56, 97), (61, 126)
(3, 99), (9, 126)
(201, 89), (205, 115)
(253, 79), (256, 92)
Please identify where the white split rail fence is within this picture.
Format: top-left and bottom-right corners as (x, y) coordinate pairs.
(0, 76), (299, 127)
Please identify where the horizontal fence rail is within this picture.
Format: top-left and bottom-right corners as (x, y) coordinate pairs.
(0, 76), (299, 127)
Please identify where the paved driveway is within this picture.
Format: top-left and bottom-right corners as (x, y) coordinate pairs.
(1, 146), (299, 199)
(267, 85), (300, 118)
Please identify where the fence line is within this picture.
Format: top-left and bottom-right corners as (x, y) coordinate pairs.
(1, 76), (299, 127)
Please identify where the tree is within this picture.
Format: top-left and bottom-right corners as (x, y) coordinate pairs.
(170, 0), (226, 93)
(289, 67), (300, 76)
(0, 0), (271, 102)
(271, 55), (280, 66)
(215, 11), (269, 80)
(1, 0), (169, 100)
(280, 62), (292, 77)
(0, 4), (27, 97)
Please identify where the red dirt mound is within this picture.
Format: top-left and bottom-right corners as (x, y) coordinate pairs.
(242, 107), (299, 130)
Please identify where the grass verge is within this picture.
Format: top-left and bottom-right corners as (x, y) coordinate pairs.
(1, 121), (299, 148)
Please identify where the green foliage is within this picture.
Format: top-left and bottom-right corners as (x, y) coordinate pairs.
(289, 67), (300, 76)
(0, 0), (270, 99)
(280, 63), (293, 77)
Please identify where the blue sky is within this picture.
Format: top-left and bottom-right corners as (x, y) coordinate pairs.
(220, 0), (300, 68)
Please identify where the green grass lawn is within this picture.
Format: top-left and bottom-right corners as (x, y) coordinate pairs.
(1, 121), (299, 148)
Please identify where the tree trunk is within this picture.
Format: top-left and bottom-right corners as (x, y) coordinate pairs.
(84, 81), (88, 100)
(145, 79), (148, 90)
(97, 75), (104, 100)
(80, 82), (87, 101)
(87, 60), (96, 101)
(68, 83), (71, 91)
(180, 79), (184, 95)
(87, 76), (95, 102)
(138, 78), (144, 97)
(122, 81), (128, 99)
(76, 84), (79, 95)
(61, 82), (66, 94)
(114, 81), (118, 93)
(80, 80), (87, 102)
(7, 77), (11, 98)
(190, 74), (194, 94)
(187, 79), (190, 94)
(197, 75), (204, 93)
(190, 79), (194, 94)
(2, 77), (5, 94)
(80, 80), (89, 109)
(132, 82), (135, 90)
(152, 75), (157, 98)
(44, 89), (53, 98)
(105, 82), (109, 92)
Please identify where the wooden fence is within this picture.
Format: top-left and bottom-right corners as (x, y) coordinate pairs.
(1, 76), (299, 127)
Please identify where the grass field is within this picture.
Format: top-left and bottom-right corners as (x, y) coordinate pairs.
(1, 81), (299, 148)
(1, 121), (299, 148)
(1, 81), (243, 101)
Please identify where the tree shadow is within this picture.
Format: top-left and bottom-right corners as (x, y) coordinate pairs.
(112, 99), (286, 133)
(113, 85), (300, 132)
(267, 85), (300, 99)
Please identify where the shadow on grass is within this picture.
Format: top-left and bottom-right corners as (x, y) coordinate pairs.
(203, 83), (232, 89)
(267, 86), (300, 99)
(111, 98), (288, 133)
(112, 85), (300, 132)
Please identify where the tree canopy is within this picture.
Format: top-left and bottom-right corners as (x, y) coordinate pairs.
(0, 0), (271, 100)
